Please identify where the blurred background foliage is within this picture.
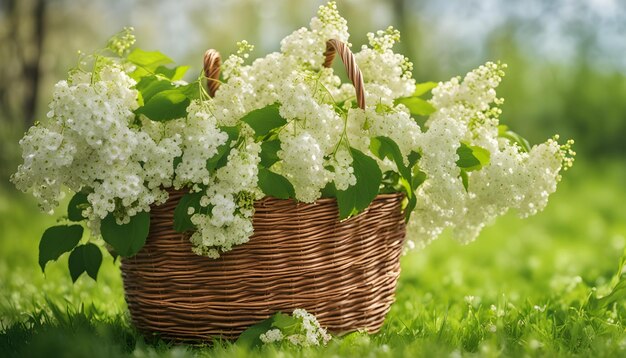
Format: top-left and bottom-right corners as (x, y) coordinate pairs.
(1, 0), (625, 186)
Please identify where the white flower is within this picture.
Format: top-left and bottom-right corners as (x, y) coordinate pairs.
(291, 309), (332, 346)
(260, 310), (331, 347)
(173, 101), (228, 187)
(260, 329), (283, 344)
(188, 141), (262, 256)
(277, 131), (330, 203)
(356, 27), (415, 103)
(326, 147), (356, 191)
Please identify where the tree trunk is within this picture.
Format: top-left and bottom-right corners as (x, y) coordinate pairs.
(22, 0), (47, 126)
(0, 0), (47, 127)
(391, 0), (414, 58)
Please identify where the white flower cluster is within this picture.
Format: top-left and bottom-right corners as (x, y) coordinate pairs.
(140, 99), (262, 257)
(189, 141), (262, 258)
(210, 3), (353, 203)
(326, 147), (356, 191)
(12, 66), (177, 228)
(13, 1), (572, 258)
(11, 64), (260, 257)
(281, 1), (349, 69)
(407, 62), (572, 248)
(356, 27), (415, 104)
(259, 329), (284, 344)
(172, 101), (228, 187)
(259, 309), (332, 347)
(211, 2), (420, 203)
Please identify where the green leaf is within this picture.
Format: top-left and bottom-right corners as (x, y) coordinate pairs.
(369, 136), (411, 180)
(178, 82), (201, 101)
(155, 65), (189, 81)
(456, 143), (490, 191)
(368, 138), (427, 222)
(127, 48), (173, 77)
(336, 180), (359, 218)
(370, 136), (417, 216)
(396, 176), (412, 197)
(320, 182), (337, 198)
(404, 193), (417, 221)
(272, 312), (300, 335)
(100, 211), (150, 257)
(173, 191), (203, 233)
(137, 89), (190, 122)
(135, 75), (176, 103)
(498, 125), (531, 152)
(260, 140), (281, 168)
(258, 167), (295, 199)
(460, 169), (470, 192)
(241, 104), (287, 137)
(236, 316), (275, 348)
(206, 126), (240, 173)
(336, 148), (382, 220)
(173, 156), (182, 171)
(412, 81), (438, 97)
(136, 92), (145, 107)
(68, 243), (102, 282)
(412, 166), (426, 189)
(380, 171), (401, 194)
(394, 97), (436, 116)
(221, 125), (240, 142)
(375, 103), (393, 114)
(588, 279), (626, 311)
(67, 192), (89, 222)
(404, 164), (426, 221)
(456, 145), (480, 169)
(587, 249), (626, 311)
(206, 146), (230, 173)
(39, 225), (84, 272)
(407, 151), (422, 168)
(456, 143), (491, 171)
(351, 149), (383, 211)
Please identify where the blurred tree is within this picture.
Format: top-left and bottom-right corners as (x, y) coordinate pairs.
(391, 0), (414, 60)
(0, 0), (47, 126)
(486, 19), (626, 159)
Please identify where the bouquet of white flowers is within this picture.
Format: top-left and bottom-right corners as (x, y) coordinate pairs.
(12, 2), (574, 341)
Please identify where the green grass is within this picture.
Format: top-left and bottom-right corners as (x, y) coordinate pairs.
(1, 159), (625, 357)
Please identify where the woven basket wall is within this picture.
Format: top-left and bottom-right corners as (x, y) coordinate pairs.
(121, 189), (406, 342)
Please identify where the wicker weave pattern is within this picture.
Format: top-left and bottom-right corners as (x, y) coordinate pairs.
(121, 191), (406, 342)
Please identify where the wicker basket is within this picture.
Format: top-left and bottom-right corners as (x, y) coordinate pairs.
(120, 40), (408, 342)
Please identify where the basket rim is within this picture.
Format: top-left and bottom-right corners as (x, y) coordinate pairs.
(164, 186), (404, 205)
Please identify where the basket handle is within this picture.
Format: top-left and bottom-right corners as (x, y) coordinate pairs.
(203, 49), (221, 97)
(203, 40), (366, 109)
(323, 39), (365, 110)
